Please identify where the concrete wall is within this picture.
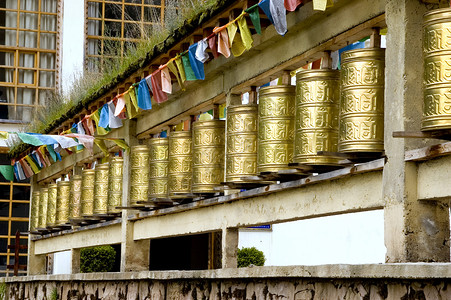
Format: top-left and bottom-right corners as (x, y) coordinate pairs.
(4, 265), (451, 300)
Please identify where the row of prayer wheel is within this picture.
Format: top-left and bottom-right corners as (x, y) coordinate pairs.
(29, 157), (124, 232)
(124, 47), (386, 200)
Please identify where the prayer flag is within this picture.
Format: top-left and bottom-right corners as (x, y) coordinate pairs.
(227, 22), (246, 57)
(167, 60), (185, 91)
(91, 110), (110, 135)
(0, 165), (14, 182)
(107, 102), (123, 128)
(313, 0), (333, 11)
(99, 104), (109, 128)
(284, 0), (302, 11)
(94, 139), (109, 157)
(0, 132), (8, 140)
(207, 35), (219, 58)
(175, 55), (187, 83)
(15, 162), (25, 180)
(151, 69), (168, 104)
(64, 134), (95, 154)
(195, 39), (209, 63)
(111, 139), (129, 151)
(216, 27), (231, 58)
(237, 13), (253, 50)
(46, 145), (57, 163)
(188, 43), (206, 80)
(123, 91), (139, 119)
(17, 133), (44, 146)
(138, 78), (152, 110)
(115, 96), (126, 117)
(161, 67), (172, 94)
(77, 121), (85, 135)
(246, 4), (262, 35)
(181, 52), (197, 81)
(24, 156), (40, 174)
(270, 0), (288, 36)
(258, 0), (275, 24)
(128, 86), (139, 113)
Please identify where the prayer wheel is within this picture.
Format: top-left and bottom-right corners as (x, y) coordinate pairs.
(37, 188), (48, 229)
(168, 131), (192, 198)
(148, 138), (169, 199)
(226, 104), (258, 182)
(339, 48), (385, 152)
(81, 169), (95, 217)
(69, 175), (82, 220)
(30, 191), (40, 232)
(294, 70), (341, 166)
(107, 157), (123, 214)
(93, 163), (109, 215)
(46, 183), (57, 227)
(192, 119), (225, 194)
(422, 8), (451, 130)
(130, 145), (149, 206)
(258, 85), (295, 172)
(56, 181), (70, 225)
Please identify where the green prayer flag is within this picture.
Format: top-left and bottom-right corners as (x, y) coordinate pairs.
(17, 133), (43, 146)
(0, 165), (14, 182)
(245, 4), (261, 35)
(46, 145), (57, 162)
(181, 52), (197, 81)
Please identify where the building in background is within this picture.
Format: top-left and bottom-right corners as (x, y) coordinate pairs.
(0, 0), (62, 276)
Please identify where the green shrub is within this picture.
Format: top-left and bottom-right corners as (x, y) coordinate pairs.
(80, 245), (116, 273)
(0, 282), (6, 300)
(237, 247), (265, 268)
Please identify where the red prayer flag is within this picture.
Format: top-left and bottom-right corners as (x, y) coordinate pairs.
(284, 0), (302, 11)
(151, 69), (168, 104)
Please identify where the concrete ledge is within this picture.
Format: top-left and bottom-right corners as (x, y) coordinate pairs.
(4, 263), (451, 283)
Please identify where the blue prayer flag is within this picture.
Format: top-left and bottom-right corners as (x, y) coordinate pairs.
(99, 104), (109, 128)
(188, 43), (205, 80)
(258, 0), (274, 24)
(138, 78), (152, 110)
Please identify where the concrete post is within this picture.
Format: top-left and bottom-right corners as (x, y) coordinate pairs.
(383, 0), (450, 262)
(221, 227), (238, 268)
(71, 248), (80, 274)
(120, 119), (151, 272)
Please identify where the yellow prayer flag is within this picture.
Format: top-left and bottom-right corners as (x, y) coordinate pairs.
(174, 122), (184, 131)
(111, 139), (129, 151)
(94, 139), (109, 157)
(128, 86), (139, 113)
(167, 60), (185, 91)
(199, 112), (213, 121)
(175, 55), (187, 83)
(219, 103), (226, 119)
(237, 13), (253, 50)
(227, 22), (246, 57)
(313, 0), (333, 11)
(90, 110), (109, 136)
(24, 156), (40, 174)
(0, 131), (8, 140)
(123, 92), (139, 119)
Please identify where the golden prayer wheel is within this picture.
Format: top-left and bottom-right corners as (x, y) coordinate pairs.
(339, 48), (385, 152)
(93, 163), (109, 215)
(422, 8), (451, 130)
(81, 169), (95, 217)
(168, 131), (192, 198)
(46, 183), (57, 227)
(130, 145), (150, 206)
(258, 85), (295, 172)
(38, 188), (48, 229)
(107, 157), (123, 214)
(30, 191), (40, 232)
(148, 138), (169, 199)
(69, 175), (82, 220)
(192, 119), (225, 194)
(294, 70), (341, 166)
(226, 104), (258, 182)
(56, 181), (70, 225)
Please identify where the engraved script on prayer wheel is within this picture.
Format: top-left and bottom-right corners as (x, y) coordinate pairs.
(295, 70), (341, 166)
(69, 175), (82, 220)
(38, 188), (48, 229)
(192, 120), (225, 194)
(422, 8), (451, 130)
(108, 157), (123, 214)
(226, 104), (258, 182)
(149, 138), (169, 199)
(168, 131), (192, 198)
(339, 48), (385, 152)
(258, 85), (295, 172)
(81, 169), (95, 217)
(56, 181), (70, 225)
(93, 163), (109, 215)
(30, 191), (40, 232)
(130, 145), (149, 205)
(46, 183), (57, 227)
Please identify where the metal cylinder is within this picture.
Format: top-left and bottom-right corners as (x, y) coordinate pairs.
(46, 183), (57, 227)
(294, 70), (341, 166)
(81, 169), (95, 217)
(148, 138), (169, 199)
(69, 175), (82, 220)
(168, 131), (192, 198)
(226, 104), (258, 182)
(258, 85), (295, 172)
(30, 191), (40, 232)
(108, 157), (123, 214)
(56, 181), (70, 225)
(38, 188), (48, 229)
(93, 163), (109, 215)
(339, 48), (385, 152)
(192, 119), (225, 193)
(130, 145), (149, 206)
(422, 8), (451, 130)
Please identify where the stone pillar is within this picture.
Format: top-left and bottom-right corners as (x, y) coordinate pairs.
(383, 0), (450, 262)
(71, 248), (80, 274)
(120, 119), (151, 272)
(221, 227), (238, 268)
(27, 239), (46, 275)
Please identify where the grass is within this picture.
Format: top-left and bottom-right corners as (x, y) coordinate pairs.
(10, 0), (221, 156)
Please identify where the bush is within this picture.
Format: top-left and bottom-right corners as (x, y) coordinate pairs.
(80, 245), (116, 273)
(237, 247), (265, 268)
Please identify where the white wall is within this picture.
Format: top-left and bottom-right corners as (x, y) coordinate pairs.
(239, 210), (385, 266)
(52, 250), (72, 274)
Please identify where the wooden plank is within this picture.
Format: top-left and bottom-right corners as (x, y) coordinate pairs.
(405, 142), (451, 162)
